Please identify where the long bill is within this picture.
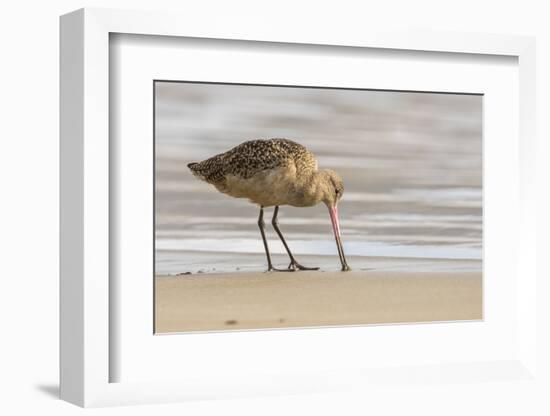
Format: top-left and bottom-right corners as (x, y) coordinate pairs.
(328, 205), (351, 271)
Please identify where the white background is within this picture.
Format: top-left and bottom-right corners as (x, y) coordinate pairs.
(1, 1), (548, 415)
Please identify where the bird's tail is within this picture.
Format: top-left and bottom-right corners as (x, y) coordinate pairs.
(187, 156), (225, 184)
(187, 161), (211, 182)
(187, 162), (200, 177)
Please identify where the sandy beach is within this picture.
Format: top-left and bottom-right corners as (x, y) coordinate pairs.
(155, 270), (482, 333)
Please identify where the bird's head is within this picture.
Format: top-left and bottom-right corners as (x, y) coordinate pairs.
(319, 169), (345, 209)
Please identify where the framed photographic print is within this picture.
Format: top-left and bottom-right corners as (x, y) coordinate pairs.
(60, 8), (539, 408)
(153, 80), (483, 334)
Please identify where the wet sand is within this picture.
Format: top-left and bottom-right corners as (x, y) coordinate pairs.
(155, 271), (482, 333)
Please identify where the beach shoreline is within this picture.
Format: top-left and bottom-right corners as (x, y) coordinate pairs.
(155, 270), (482, 333)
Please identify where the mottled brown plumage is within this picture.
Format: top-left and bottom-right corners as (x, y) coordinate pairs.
(189, 138), (316, 181)
(188, 138), (351, 272)
(187, 138), (320, 206)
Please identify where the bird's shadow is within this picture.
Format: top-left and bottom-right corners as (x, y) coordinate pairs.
(35, 383), (59, 399)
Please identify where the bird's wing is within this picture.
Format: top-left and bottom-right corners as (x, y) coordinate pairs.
(188, 138), (317, 186)
(222, 139), (317, 179)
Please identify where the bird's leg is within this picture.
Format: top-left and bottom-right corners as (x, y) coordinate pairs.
(258, 207), (290, 272)
(271, 206), (320, 271)
(258, 207), (274, 271)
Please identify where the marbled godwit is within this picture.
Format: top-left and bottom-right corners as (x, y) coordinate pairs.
(188, 138), (351, 272)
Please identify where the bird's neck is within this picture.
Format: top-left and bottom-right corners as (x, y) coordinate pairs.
(288, 170), (327, 207)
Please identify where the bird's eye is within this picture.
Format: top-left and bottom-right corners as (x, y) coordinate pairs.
(335, 189), (339, 195)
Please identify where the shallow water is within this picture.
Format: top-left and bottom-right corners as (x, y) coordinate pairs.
(155, 83), (482, 275)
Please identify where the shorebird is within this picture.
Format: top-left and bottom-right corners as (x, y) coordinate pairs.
(188, 138), (351, 272)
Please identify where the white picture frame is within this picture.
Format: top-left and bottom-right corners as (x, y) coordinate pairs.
(60, 7), (539, 408)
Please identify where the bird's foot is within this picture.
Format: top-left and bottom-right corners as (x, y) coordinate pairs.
(266, 266), (296, 272)
(265, 263), (320, 272)
(287, 262), (320, 271)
